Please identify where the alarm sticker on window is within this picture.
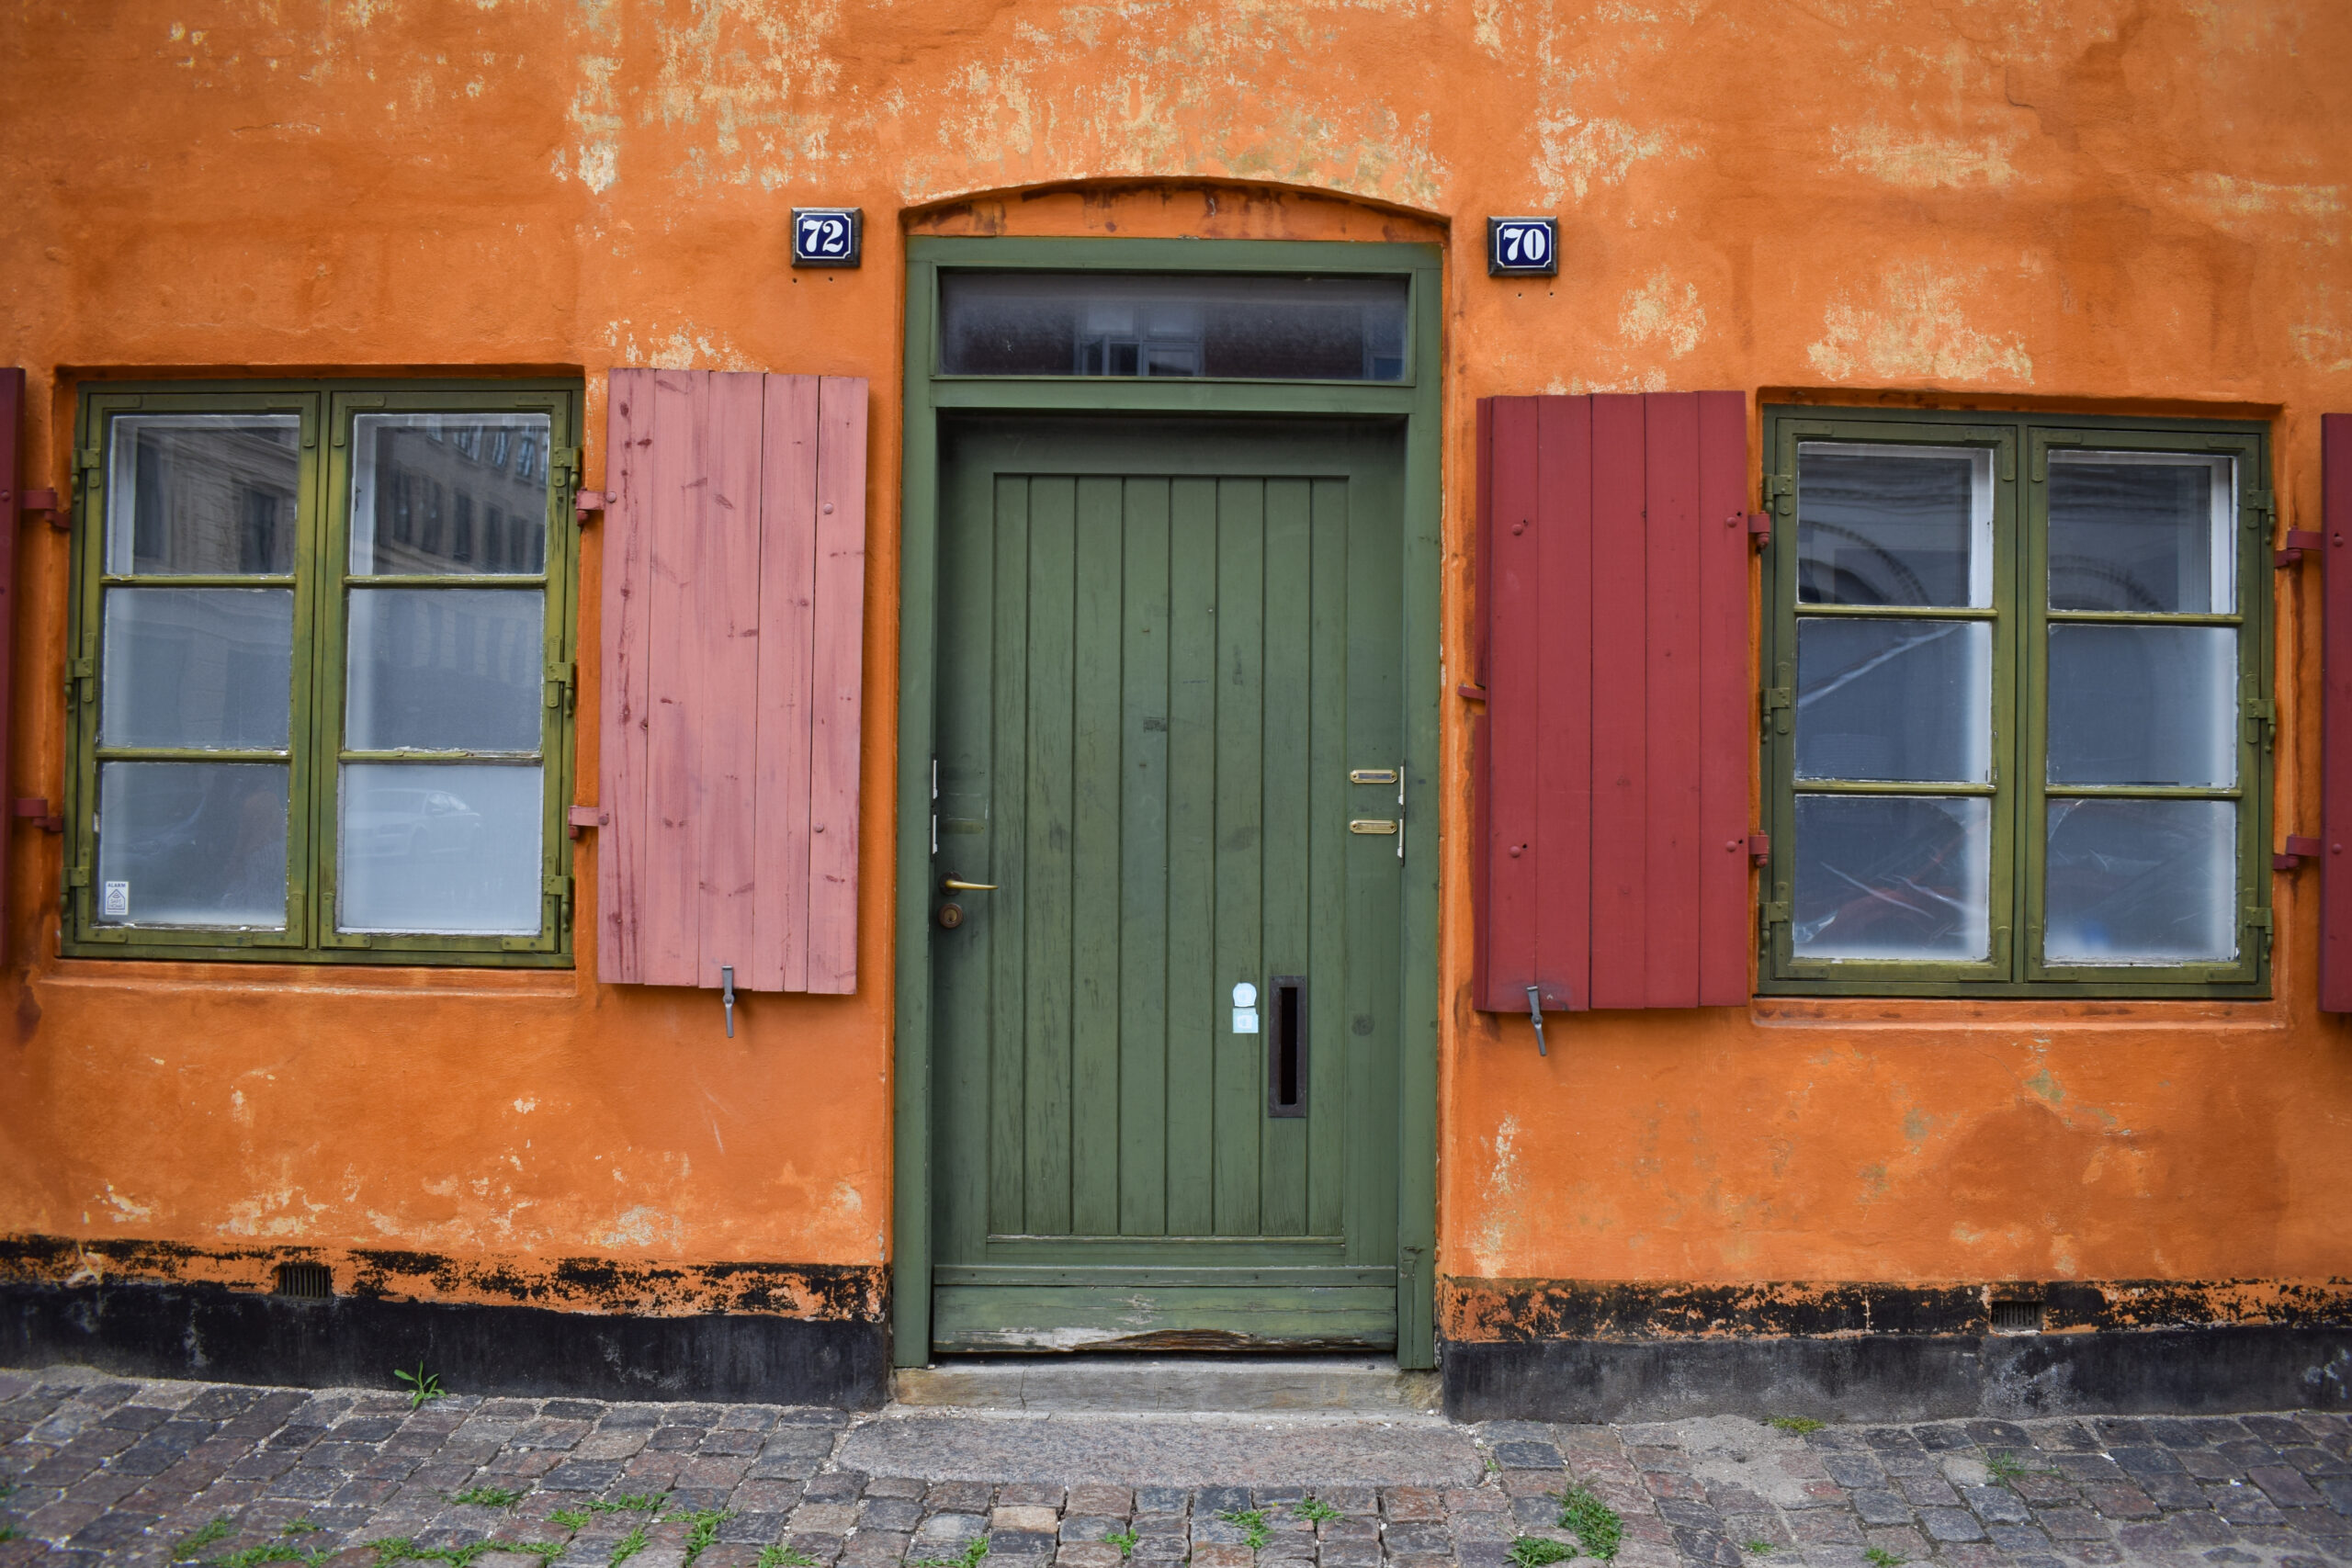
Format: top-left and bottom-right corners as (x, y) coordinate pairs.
(101, 881), (130, 919)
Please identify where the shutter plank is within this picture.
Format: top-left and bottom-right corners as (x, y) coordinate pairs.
(1482, 398), (1543, 1009)
(2324, 415), (2352, 1010)
(805, 375), (868, 993)
(1642, 393), (1703, 1008)
(1695, 390), (1753, 1006)
(691, 372), (767, 988)
(1471, 399), (1495, 1008)
(752, 374), (822, 993)
(1588, 394), (1649, 1010)
(0, 370), (20, 969)
(597, 368), (656, 983)
(639, 370), (707, 987)
(1533, 395), (1593, 1011)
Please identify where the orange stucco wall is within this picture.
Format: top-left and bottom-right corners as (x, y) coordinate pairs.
(3, 0), (2350, 1328)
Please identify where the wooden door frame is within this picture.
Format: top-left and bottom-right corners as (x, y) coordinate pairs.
(892, 236), (1445, 1369)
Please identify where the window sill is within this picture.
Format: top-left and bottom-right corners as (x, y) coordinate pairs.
(40, 957), (582, 999)
(1750, 993), (2284, 1030)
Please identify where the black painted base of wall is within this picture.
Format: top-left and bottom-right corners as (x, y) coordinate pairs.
(1, 1280), (888, 1408)
(1442, 1326), (2352, 1423)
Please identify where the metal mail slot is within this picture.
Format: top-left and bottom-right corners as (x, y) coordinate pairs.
(1349, 818), (1398, 835)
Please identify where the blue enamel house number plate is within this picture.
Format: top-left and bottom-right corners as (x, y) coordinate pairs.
(792, 208), (862, 268)
(1487, 217), (1558, 277)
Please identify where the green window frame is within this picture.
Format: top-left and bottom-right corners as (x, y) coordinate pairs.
(63, 379), (583, 965)
(1759, 405), (2273, 998)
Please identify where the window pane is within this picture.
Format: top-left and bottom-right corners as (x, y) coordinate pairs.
(2048, 453), (2233, 614)
(1796, 444), (1992, 607)
(350, 413), (552, 576)
(338, 762), (543, 933)
(96, 761), (288, 928)
(939, 272), (1409, 380)
(1795, 618), (1990, 783)
(2046, 625), (2236, 787)
(1792, 795), (1990, 961)
(101, 588), (293, 750)
(106, 415), (300, 576)
(2045, 798), (2236, 964)
(345, 588), (543, 752)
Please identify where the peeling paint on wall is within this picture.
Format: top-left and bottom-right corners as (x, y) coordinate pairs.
(1805, 261), (2035, 384)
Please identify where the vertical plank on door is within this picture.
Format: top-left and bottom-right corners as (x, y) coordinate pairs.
(805, 376), (868, 993)
(639, 370), (707, 987)
(1695, 391), (1753, 1005)
(1069, 476), (1125, 1236)
(1119, 479), (1173, 1236)
(1305, 477), (1351, 1237)
(692, 372), (767, 988)
(988, 476), (1033, 1237)
(1533, 397), (1594, 1011)
(599, 369), (644, 981)
(751, 375), (821, 993)
(1213, 479), (1266, 1235)
(1259, 478), (1313, 1238)
(1642, 393), (1702, 1008)
(1483, 398), (1544, 1008)
(1588, 394), (1649, 1010)
(1023, 477), (1079, 1235)
(1162, 477), (1221, 1238)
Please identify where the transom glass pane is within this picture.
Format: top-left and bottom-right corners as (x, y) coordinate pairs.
(940, 273), (1408, 380)
(106, 414), (300, 576)
(345, 588), (543, 752)
(2045, 799), (2235, 964)
(350, 412), (551, 575)
(338, 762), (542, 933)
(1796, 444), (1993, 607)
(1792, 795), (1990, 961)
(96, 761), (288, 928)
(2048, 452), (2233, 614)
(2047, 625), (2236, 787)
(101, 587), (292, 750)
(1796, 619), (1990, 784)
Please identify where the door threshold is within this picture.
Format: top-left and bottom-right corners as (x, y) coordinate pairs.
(894, 1353), (1440, 1415)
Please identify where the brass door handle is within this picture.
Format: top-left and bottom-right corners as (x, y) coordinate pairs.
(942, 878), (998, 892)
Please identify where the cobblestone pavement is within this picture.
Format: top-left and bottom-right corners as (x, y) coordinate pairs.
(3, 1367), (2348, 1568)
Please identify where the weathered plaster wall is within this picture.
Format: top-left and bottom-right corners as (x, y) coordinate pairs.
(2, 0), (2349, 1325)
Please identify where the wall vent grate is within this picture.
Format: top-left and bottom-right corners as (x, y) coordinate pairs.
(1989, 1298), (2043, 1334)
(274, 1261), (333, 1300)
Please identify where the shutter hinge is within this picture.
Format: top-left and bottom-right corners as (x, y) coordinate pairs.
(567, 804), (605, 839)
(2276, 528), (2324, 568)
(1747, 832), (1770, 865)
(1746, 512), (1772, 552)
(2275, 835), (2324, 872)
(2245, 697), (2276, 747)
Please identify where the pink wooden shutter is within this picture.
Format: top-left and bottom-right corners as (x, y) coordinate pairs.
(597, 368), (868, 993)
(1474, 391), (1752, 1012)
(2323, 415), (2352, 1010)
(0, 370), (20, 967)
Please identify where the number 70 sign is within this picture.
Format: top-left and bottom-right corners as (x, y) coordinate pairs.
(1487, 217), (1558, 277)
(791, 208), (863, 268)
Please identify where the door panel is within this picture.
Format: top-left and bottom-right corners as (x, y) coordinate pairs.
(932, 418), (1404, 1352)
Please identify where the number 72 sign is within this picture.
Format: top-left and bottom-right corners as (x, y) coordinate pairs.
(1487, 217), (1558, 277)
(792, 208), (863, 268)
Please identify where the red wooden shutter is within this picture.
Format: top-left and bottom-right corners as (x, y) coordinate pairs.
(598, 368), (869, 993)
(2323, 415), (2352, 1010)
(1474, 391), (1751, 1011)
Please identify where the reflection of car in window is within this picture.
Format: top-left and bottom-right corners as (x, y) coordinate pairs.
(345, 786), (487, 861)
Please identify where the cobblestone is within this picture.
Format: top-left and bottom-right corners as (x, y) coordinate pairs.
(0, 1368), (2346, 1567)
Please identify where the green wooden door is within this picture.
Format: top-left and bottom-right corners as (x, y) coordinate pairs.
(929, 416), (1406, 1352)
